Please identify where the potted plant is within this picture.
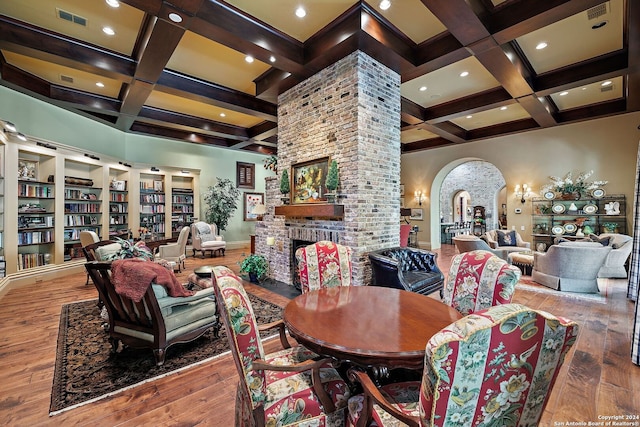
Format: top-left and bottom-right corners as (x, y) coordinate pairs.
(204, 178), (241, 232)
(602, 222), (618, 233)
(325, 160), (339, 203)
(280, 169), (290, 204)
(239, 254), (269, 283)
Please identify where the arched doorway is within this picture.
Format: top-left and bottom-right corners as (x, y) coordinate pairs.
(430, 159), (506, 249)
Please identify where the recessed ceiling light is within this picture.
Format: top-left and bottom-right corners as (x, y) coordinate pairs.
(582, 87), (588, 90)
(601, 80), (612, 86)
(466, 115), (472, 119)
(459, 71), (469, 77)
(245, 55), (254, 63)
(96, 82), (105, 88)
(102, 26), (115, 36)
(536, 42), (548, 50)
(419, 86), (427, 91)
(295, 7), (306, 18)
(500, 106), (508, 111)
(270, 56), (276, 63)
(168, 13), (183, 23)
(559, 91), (568, 96)
(220, 113), (226, 117)
(379, 0), (391, 10)
(105, 0), (119, 8)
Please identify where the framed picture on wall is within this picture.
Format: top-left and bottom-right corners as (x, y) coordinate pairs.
(243, 192), (264, 221)
(291, 157), (329, 204)
(410, 208), (423, 220)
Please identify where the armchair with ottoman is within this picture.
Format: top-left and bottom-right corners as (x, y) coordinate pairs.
(190, 222), (226, 258)
(368, 246), (444, 296)
(484, 229), (531, 254)
(452, 234), (509, 261)
(597, 233), (632, 278)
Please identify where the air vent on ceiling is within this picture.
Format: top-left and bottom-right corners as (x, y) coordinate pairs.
(587, 2), (609, 20)
(56, 8), (87, 26)
(601, 85), (614, 93)
(60, 75), (74, 84)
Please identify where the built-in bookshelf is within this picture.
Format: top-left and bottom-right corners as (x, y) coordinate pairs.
(17, 149), (56, 270)
(171, 175), (195, 237)
(63, 160), (103, 261)
(140, 173), (166, 235)
(0, 143), (4, 276)
(108, 172), (129, 239)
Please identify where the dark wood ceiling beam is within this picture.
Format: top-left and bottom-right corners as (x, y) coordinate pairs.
(401, 98), (425, 125)
(137, 105), (249, 140)
(404, 34), (468, 82)
(533, 51), (628, 96)
(419, 0), (491, 45)
(157, 70), (277, 121)
(130, 122), (233, 148)
(488, 0), (607, 44)
(402, 137), (455, 152)
(554, 99), (627, 124)
(516, 94), (558, 127)
(421, 122), (467, 144)
(467, 118), (539, 140)
(424, 87), (513, 123)
(190, 0), (304, 73)
(0, 62), (51, 98)
(248, 121), (278, 140)
(51, 86), (122, 114)
(0, 16), (135, 81)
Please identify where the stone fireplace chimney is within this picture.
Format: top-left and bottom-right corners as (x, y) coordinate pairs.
(256, 51), (401, 286)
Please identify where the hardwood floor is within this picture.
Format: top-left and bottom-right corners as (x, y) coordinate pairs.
(0, 246), (638, 426)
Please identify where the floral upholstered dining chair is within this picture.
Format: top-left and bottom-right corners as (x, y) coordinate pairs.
(296, 241), (353, 293)
(443, 249), (521, 316)
(346, 303), (579, 427)
(211, 265), (350, 426)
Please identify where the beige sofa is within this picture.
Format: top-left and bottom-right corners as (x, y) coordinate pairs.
(452, 235), (509, 261)
(531, 242), (612, 293)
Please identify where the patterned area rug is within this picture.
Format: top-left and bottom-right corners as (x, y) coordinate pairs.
(517, 277), (607, 304)
(50, 294), (283, 415)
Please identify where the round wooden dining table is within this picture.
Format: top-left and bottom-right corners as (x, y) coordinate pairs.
(283, 286), (463, 370)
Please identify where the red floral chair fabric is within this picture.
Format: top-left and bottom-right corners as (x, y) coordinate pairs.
(443, 249), (521, 316)
(296, 241), (353, 293)
(347, 304), (579, 427)
(212, 266), (350, 426)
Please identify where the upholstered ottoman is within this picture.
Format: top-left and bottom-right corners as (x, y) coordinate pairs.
(508, 251), (534, 276)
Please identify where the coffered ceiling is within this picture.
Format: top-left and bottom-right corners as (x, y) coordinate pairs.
(0, 0), (637, 155)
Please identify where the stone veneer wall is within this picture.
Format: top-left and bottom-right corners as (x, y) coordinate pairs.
(439, 160), (505, 230)
(255, 51), (401, 285)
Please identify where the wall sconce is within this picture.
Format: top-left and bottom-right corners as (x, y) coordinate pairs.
(515, 184), (530, 203)
(252, 203), (267, 220)
(414, 190), (424, 206)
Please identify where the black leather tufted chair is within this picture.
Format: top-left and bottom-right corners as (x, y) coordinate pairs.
(368, 247), (444, 296)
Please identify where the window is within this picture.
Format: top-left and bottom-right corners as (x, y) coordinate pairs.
(237, 162), (255, 189)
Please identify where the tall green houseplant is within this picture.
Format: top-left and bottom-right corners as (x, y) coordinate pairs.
(204, 178), (241, 231)
(280, 169), (290, 204)
(325, 160), (339, 203)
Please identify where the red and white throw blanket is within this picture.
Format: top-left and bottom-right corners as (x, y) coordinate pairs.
(112, 258), (194, 302)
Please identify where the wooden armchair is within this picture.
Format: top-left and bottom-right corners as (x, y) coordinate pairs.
(85, 261), (219, 366)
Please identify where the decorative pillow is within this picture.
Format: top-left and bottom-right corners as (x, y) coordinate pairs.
(95, 243), (123, 261)
(497, 230), (517, 246)
(194, 221), (211, 235)
(589, 234), (611, 246)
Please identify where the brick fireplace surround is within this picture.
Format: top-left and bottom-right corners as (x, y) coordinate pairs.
(255, 51), (402, 286)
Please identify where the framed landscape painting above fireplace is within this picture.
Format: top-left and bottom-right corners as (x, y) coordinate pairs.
(291, 157), (329, 204)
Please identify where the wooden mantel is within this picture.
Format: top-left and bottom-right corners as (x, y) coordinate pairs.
(274, 204), (344, 219)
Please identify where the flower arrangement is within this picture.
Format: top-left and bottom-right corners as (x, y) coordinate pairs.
(542, 170), (607, 199)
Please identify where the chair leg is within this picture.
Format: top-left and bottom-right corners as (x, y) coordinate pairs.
(153, 348), (166, 366)
(85, 272), (91, 285)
